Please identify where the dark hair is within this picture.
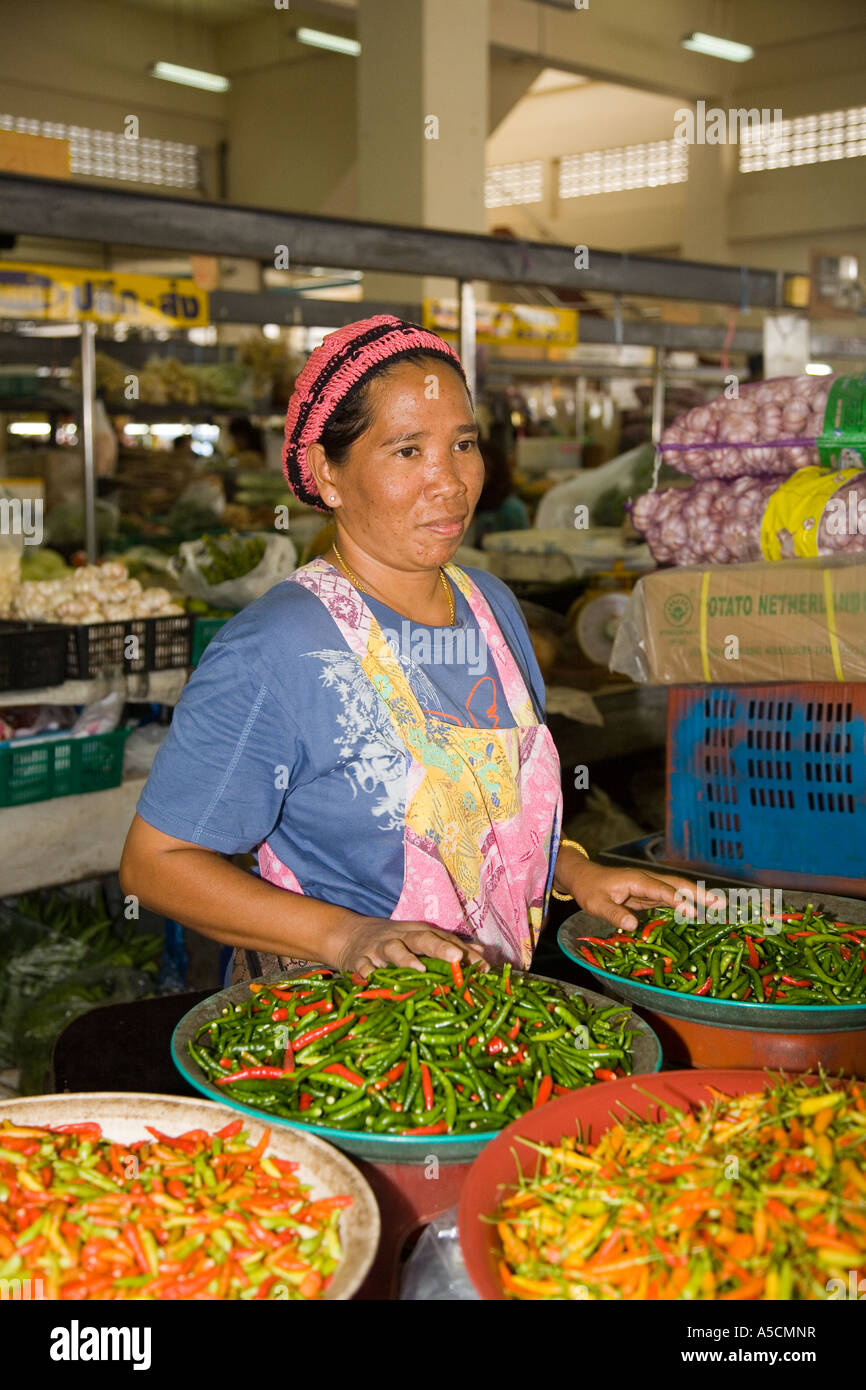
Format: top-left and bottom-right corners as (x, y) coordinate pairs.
(318, 350), (468, 467)
(477, 437), (514, 512)
(229, 415), (265, 455)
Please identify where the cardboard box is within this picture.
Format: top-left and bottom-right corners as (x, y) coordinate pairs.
(611, 554), (866, 684)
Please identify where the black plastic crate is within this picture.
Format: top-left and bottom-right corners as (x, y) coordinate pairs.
(65, 613), (193, 678)
(0, 622), (68, 692)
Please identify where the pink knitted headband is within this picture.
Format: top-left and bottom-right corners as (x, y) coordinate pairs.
(281, 315), (467, 511)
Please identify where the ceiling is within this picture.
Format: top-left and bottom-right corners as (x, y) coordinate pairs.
(126, 0), (355, 22)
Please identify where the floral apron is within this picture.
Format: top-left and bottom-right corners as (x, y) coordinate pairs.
(232, 559), (563, 983)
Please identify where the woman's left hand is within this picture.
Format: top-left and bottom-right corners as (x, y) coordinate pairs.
(567, 860), (701, 933)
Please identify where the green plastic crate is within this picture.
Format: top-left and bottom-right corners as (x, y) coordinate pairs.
(191, 616), (228, 665)
(0, 729), (129, 807)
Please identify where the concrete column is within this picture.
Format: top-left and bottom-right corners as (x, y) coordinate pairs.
(680, 133), (735, 265)
(357, 0), (489, 304)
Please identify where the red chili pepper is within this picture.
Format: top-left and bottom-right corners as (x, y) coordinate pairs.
(355, 988), (417, 1001)
(450, 959), (464, 989)
(487, 1035), (506, 1055)
(322, 1062), (365, 1088)
(400, 1122), (449, 1135)
(593, 1068), (618, 1083)
(463, 989), (474, 1007)
(299, 1092), (313, 1112)
(533, 1075), (553, 1108)
(216, 1066), (292, 1084)
(51, 1123), (102, 1139)
(578, 936), (618, 947)
(695, 978), (713, 996)
(122, 1223), (153, 1276)
(267, 987), (298, 1001)
(271, 1007), (288, 1022)
(579, 947), (601, 967)
(420, 1064), (435, 1111)
(294, 1014), (355, 1050)
(746, 937), (760, 969)
(432, 984), (451, 996)
(507, 1019), (521, 1041)
(641, 918), (664, 940)
(371, 1061), (406, 1091)
(295, 999), (332, 1018)
(780, 975), (811, 987)
(633, 966), (655, 979)
(216, 1118), (243, 1139)
(349, 972), (367, 986)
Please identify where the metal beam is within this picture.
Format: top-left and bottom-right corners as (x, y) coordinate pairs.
(0, 172), (793, 307)
(209, 291), (418, 327)
(2, 301), (865, 360)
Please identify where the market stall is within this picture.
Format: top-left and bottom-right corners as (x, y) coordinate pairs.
(0, 77), (865, 1325)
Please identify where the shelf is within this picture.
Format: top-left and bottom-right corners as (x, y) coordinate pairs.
(0, 667), (189, 707)
(0, 773), (147, 897)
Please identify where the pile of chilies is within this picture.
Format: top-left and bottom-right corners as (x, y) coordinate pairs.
(575, 905), (866, 1004)
(190, 959), (637, 1136)
(0, 1118), (349, 1299)
(495, 1078), (866, 1300)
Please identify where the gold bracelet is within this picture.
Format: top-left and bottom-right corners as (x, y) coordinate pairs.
(550, 837), (590, 902)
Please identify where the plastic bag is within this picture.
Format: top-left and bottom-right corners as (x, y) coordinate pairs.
(172, 531), (297, 609)
(0, 886), (161, 1093)
(70, 690), (123, 738)
(399, 1208), (479, 1301)
(533, 444), (680, 529)
(123, 722), (168, 776)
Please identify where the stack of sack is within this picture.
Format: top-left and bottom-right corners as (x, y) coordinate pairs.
(631, 375), (866, 564)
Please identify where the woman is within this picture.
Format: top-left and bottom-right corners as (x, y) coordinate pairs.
(121, 316), (691, 980)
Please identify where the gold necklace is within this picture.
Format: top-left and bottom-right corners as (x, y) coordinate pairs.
(332, 543), (455, 626)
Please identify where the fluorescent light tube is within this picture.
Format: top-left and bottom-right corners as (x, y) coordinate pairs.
(295, 27), (360, 57)
(681, 32), (754, 63)
(151, 62), (230, 93)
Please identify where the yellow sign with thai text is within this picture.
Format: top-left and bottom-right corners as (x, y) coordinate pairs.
(423, 298), (578, 349)
(0, 262), (209, 328)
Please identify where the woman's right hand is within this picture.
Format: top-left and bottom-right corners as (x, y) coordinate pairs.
(330, 915), (486, 978)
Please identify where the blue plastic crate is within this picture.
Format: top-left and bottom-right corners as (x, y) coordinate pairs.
(666, 683), (866, 895)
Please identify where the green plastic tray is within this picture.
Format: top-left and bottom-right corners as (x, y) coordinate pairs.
(0, 728), (128, 807)
(558, 884), (866, 1033)
(171, 971), (662, 1165)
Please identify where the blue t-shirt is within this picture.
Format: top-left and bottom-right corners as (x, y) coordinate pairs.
(137, 567), (546, 921)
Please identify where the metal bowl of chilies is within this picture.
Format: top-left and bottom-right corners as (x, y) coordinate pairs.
(172, 972), (662, 1166)
(558, 886), (866, 1073)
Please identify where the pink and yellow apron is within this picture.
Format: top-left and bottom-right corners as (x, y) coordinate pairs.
(235, 559), (562, 981)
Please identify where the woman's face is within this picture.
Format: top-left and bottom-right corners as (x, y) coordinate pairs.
(312, 360), (484, 571)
